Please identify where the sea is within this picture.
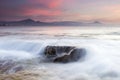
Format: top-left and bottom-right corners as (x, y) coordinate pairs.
(0, 26), (120, 80)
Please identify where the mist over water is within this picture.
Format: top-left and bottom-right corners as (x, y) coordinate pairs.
(0, 26), (120, 80)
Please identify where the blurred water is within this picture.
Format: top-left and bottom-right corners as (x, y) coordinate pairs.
(0, 26), (120, 80)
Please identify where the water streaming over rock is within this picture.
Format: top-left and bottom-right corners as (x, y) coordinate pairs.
(0, 26), (120, 80)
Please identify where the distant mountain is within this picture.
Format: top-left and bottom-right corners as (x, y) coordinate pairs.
(48, 21), (84, 26)
(19, 18), (35, 23)
(0, 19), (103, 26)
(93, 21), (102, 24)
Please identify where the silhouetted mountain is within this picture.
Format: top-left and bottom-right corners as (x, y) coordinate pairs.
(0, 19), (103, 26)
(19, 18), (35, 23)
(93, 21), (102, 24)
(48, 21), (84, 26)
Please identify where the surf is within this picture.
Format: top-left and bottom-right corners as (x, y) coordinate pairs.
(0, 39), (120, 80)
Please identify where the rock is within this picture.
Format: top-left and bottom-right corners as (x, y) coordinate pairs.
(54, 48), (86, 63)
(0, 60), (15, 74)
(44, 46), (86, 63)
(13, 66), (23, 73)
(0, 60), (23, 74)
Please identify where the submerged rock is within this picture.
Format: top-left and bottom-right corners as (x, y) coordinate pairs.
(0, 60), (23, 74)
(44, 46), (86, 63)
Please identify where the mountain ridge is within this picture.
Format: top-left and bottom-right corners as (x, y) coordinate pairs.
(0, 19), (102, 26)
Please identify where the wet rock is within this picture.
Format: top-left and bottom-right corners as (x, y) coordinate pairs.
(44, 46), (86, 63)
(12, 66), (23, 73)
(0, 60), (15, 74)
(0, 60), (23, 74)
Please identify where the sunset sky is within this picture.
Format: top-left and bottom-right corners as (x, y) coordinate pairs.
(0, 0), (120, 23)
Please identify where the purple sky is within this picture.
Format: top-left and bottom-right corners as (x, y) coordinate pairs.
(0, 0), (120, 23)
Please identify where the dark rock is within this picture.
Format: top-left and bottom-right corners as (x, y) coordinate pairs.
(44, 46), (86, 63)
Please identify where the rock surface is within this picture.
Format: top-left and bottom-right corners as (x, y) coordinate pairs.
(0, 60), (23, 74)
(44, 46), (86, 63)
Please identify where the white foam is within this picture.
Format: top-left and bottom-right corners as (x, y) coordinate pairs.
(1, 26), (120, 79)
(0, 39), (120, 79)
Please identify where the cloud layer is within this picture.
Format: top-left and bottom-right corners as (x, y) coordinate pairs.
(0, 0), (120, 23)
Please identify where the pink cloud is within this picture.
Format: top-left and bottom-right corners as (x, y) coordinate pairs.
(48, 0), (63, 8)
(28, 0), (63, 9)
(22, 8), (62, 17)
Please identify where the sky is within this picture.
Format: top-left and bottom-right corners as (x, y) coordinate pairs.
(0, 0), (120, 23)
